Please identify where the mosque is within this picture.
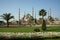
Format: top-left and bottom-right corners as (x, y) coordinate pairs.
(10, 8), (60, 25)
(0, 8), (60, 26)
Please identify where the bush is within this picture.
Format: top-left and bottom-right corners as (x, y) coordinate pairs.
(34, 28), (40, 32)
(42, 19), (46, 31)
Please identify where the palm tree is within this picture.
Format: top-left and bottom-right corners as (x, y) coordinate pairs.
(2, 13), (14, 27)
(39, 9), (46, 19)
(39, 9), (47, 31)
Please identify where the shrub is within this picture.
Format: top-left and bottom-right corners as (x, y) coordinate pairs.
(34, 28), (40, 32)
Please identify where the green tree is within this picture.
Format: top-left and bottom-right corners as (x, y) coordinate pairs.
(2, 13), (14, 27)
(39, 9), (47, 31)
(39, 9), (46, 19)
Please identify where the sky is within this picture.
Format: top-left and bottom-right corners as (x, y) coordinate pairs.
(0, 0), (60, 21)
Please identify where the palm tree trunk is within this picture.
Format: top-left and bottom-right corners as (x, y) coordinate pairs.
(42, 16), (46, 31)
(7, 20), (9, 27)
(42, 16), (44, 23)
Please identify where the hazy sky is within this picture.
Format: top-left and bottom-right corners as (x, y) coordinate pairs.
(0, 0), (60, 20)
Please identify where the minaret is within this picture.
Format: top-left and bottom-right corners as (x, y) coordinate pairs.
(32, 7), (34, 18)
(24, 11), (26, 16)
(48, 11), (49, 17)
(19, 8), (20, 25)
(48, 10), (50, 20)
(35, 11), (36, 19)
(50, 8), (51, 16)
(24, 11), (27, 16)
(35, 11), (36, 23)
(48, 8), (52, 21)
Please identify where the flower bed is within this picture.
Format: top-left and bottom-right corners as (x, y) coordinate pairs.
(0, 32), (60, 38)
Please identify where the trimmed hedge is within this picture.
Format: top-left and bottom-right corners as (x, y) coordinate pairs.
(0, 36), (60, 40)
(0, 32), (60, 40)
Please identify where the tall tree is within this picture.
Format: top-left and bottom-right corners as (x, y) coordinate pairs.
(39, 9), (47, 31)
(2, 13), (14, 27)
(39, 9), (46, 19)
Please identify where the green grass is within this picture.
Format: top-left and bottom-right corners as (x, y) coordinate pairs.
(46, 26), (60, 32)
(0, 27), (35, 32)
(0, 26), (60, 32)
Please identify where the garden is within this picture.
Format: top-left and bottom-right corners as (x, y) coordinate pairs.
(0, 8), (60, 40)
(0, 26), (60, 40)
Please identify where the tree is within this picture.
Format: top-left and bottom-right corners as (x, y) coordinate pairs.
(2, 13), (14, 27)
(42, 19), (46, 31)
(39, 9), (47, 31)
(39, 9), (46, 19)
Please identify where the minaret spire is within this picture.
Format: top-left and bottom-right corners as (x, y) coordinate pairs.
(19, 8), (20, 25)
(50, 8), (51, 16)
(32, 7), (34, 18)
(48, 11), (49, 17)
(35, 11), (36, 19)
(19, 8), (20, 20)
(35, 11), (36, 23)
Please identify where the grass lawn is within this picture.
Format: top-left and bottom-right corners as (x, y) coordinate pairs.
(0, 26), (60, 32)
